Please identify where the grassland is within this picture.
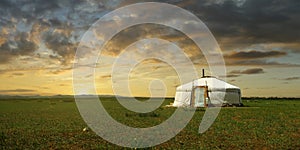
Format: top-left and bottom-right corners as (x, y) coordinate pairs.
(0, 97), (299, 149)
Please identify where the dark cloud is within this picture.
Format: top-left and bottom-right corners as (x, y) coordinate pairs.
(225, 50), (287, 59)
(0, 70), (7, 74)
(0, 67), (63, 75)
(0, 89), (36, 93)
(33, 0), (61, 14)
(47, 67), (72, 74)
(116, 0), (300, 54)
(44, 31), (78, 65)
(225, 59), (300, 67)
(100, 74), (112, 78)
(48, 19), (65, 27)
(282, 77), (300, 81)
(225, 74), (241, 78)
(224, 50), (298, 67)
(104, 0), (300, 68)
(229, 79), (236, 82)
(175, 0), (300, 51)
(102, 23), (203, 63)
(0, 0), (99, 66)
(230, 68), (265, 75)
(0, 0), (12, 7)
(84, 74), (93, 78)
(0, 32), (39, 64)
(11, 73), (24, 76)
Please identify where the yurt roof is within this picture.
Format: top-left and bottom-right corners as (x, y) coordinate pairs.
(176, 77), (240, 91)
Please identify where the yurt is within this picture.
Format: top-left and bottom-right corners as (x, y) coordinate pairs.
(173, 75), (242, 107)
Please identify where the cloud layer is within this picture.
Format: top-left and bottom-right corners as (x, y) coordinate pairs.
(0, 0), (299, 69)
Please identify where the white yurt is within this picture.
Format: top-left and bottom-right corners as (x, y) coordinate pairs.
(173, 75), (242, 107)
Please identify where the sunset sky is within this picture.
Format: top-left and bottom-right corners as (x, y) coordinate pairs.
(0, 0), (300, 97)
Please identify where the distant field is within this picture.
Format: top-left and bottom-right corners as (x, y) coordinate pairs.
(0, 97), (299, 149)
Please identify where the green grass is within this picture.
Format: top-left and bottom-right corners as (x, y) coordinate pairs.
(0, 97), (299, 149)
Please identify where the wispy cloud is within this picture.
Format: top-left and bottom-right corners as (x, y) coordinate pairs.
(225, 59), (300, 67)
(100, 74), (112, 79)
(11, 72), (24, 76)
(0, 89), (36, 93)
(230, 68), (265, 75)
(281, 77), (300, 81)
(224, 68), (264, 79)
(225, 74), (241, 78)
(225, 50), (286, 59)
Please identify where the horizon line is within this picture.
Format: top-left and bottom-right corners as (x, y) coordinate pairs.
(0, 94), (299, 99)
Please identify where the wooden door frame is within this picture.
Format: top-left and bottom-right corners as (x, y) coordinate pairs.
(192, 86), (208, 107)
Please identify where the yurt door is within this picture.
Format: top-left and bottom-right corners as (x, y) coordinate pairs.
(193, 86), (208, 107)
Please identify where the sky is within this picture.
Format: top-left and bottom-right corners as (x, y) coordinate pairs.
(0, 0), (300, 97)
